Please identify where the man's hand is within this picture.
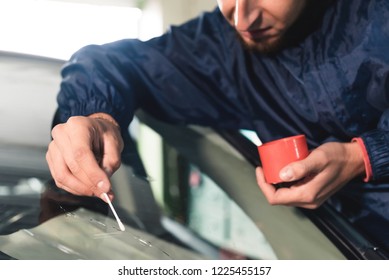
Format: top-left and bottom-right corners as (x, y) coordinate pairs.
(46, 113), (124, 201)
(256, 141), (365, 209)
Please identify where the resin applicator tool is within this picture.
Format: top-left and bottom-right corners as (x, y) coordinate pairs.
(102, 193), (125, 231)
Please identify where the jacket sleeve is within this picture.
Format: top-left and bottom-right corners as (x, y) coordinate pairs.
(355, 0), (389, 182)
(55, 8), (252, 133)
(361, 114), (389, 182)
(296, 0), (389, 182)
(340, 0), (389, 182)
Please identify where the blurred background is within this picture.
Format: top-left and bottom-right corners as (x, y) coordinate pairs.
(0, 0), (216, 147)
(0, 0), (216, 60)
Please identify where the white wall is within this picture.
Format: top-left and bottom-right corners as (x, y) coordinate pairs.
(139, 0), (217, 40)
(160, 0), (217, 30)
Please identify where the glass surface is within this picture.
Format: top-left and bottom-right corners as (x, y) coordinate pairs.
(0, 173), (207, 260)
(144, 141), (277, 260)
(0, 133), (277, 260)
(186, 165), (277, 259)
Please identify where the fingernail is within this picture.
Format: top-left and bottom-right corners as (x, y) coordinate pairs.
(100, 193), (108, 202)
(97, 181), (104, 189)
(280, 167), (294, 181)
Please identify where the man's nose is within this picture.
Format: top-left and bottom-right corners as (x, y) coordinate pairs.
(234, 0), (261, 30)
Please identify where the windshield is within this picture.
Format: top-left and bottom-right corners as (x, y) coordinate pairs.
(0, 138), (277, 260)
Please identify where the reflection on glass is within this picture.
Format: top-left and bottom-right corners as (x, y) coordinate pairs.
(160, 143), (277, 260)
(187, 165), (277, 260)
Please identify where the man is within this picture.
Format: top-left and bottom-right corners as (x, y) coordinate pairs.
(46, 0), (389, 235)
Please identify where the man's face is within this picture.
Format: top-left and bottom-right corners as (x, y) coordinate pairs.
(217, 0), (307, 53)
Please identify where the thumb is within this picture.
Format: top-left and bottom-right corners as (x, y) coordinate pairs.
(279, 160), (310, 182)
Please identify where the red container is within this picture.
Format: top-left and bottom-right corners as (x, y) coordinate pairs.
(257, 135), (309, 184)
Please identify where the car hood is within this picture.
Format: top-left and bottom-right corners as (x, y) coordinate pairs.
(0, 207), (204, 260)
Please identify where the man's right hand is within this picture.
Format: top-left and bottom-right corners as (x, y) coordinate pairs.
(46, 113), (124, 202)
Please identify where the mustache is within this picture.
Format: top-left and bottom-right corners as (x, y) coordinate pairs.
(234, 31), (286, 55)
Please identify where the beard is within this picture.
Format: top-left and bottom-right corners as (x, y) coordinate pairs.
(238, 33), (286, 55)
(236, 0), (335, 55)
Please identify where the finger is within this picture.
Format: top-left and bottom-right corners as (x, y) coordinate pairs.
(271, 176), (331, 208)
(47, 140), (109, 197)
(68, 120), (111, 193)
(256, 167), (309, 206)
(46, 142), (91, 196)
(100, 132), (123, 176)
(105, 190), (115, 202)
(256, 167), (278, 204)
(278, 161), (308, 182)
(279, 150), (325, 183)
(256, 166), (316, 207)
(52, 121), (111, 197)
(47, 154), (83, 196)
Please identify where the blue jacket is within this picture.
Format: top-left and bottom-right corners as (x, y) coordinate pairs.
(55, 0), (389, 243)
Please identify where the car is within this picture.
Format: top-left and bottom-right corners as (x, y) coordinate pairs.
(0, 51), (388, 260)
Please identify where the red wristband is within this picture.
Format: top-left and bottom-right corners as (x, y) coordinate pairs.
(352, 137), (373, 182)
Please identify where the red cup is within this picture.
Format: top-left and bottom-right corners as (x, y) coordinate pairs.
(257, 135), (309, 184)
